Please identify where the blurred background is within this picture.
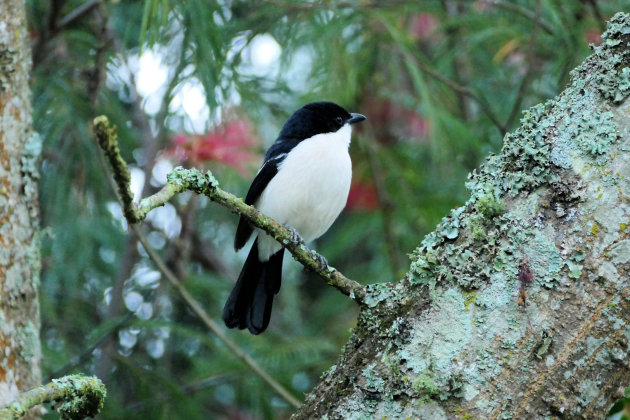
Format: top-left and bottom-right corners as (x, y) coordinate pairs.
(27, 0), (629, 418)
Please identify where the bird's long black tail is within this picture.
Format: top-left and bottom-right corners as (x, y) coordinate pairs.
(222, 239), (284, 334)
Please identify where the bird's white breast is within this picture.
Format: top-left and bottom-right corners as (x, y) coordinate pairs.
(256, 124), (353, 260)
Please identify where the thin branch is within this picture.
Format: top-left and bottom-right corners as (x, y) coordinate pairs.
(45, 314), (134, 382)
(415, 57), (507, 135)
(126, 373), (237, 411)
(33, 0), (102, 66)
(381, 15), (507, 135)
(476, 0), (554, 34)
(389, 35), (508, 135)
(93, 115), (366, 303)
(191, 231), (239, 280)
(504, 0), (541, 129)
(0, 375), (106, 420)
(441, 0), (471, 121)
(58, 0), (101, 28)
(133, 225), (302, 409)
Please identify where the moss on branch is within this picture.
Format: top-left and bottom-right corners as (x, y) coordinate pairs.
(93, 115), (142, 223)
(0, 374), (106, 420)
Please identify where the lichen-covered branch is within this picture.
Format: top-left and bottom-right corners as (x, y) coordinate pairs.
(93, 116), (143, 223)
(0, 375), (106, 420)
(93, 116), (366, 303)
(294, 12), (630, 419)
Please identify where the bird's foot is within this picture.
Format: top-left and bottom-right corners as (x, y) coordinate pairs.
(283, 225), (303, 247)
(313, 252), (329, 271)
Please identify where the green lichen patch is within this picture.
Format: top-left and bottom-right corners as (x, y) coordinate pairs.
(474, 272), (512, 310)
(610, 239), (630, 264)
(522, 228), (564, 288)
(361, 363), (387, 395)
(566, 251), (585, 279)
(0, 47), (17, 92)
(53, 375), (106, 420)
(496, 102), (558, 195)
(573, 110), (618, 157)
(412, 372), (440, 397)
(364, 282), (399, 308)
(475, 193), (505, 219)
(399, 289), (471, 374)
(167, 166), (219, 192)
(589, 13), (630, 104)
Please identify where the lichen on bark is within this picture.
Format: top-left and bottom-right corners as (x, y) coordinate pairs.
(0, 0), (42, 417)
(0, 374), (106, 420)
(294, 12), (630, 420)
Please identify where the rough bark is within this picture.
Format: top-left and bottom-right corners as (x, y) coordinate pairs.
(294, 13), (630, 420)
(0, 0), (42, 416)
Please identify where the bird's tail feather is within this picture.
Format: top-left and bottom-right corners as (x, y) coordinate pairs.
(222, 239), (284, 334)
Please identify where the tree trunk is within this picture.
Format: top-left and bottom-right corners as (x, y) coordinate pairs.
(0, 0), (42, 416)
(295, 12), (630, 420)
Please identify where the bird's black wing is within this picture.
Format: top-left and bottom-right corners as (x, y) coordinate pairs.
(234, 138), (300, 250)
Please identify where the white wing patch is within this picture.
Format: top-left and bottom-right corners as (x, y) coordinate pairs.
(257, 153), (287, 175)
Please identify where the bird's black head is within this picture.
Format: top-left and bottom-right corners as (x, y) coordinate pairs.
(278, 101), (366, 141)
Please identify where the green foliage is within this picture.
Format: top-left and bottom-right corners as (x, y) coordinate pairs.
(28, 0), (630, 418)
(608, 385), (630, 418)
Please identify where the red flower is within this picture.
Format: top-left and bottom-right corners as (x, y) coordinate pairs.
(346, 179), (379, 211)
(409, 13), (439, 40)
(360, 98), (430, 143)
(585, 28), (602, 46)
(168, 119), (260, 176)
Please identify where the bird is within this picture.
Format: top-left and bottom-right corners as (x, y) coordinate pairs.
(222, 101), (366, 334)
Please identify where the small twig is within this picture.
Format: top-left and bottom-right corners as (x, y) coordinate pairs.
(133, 225), (302, 409)
(93, 115), (366, 303)
(383, 19), (507, 136)
(476, 0), (554, 34)
(32, 0), (102, 66)
(93, 116), (140, 222)
(191, 231), (239, 280)
(45, 313), (134, 382)
(58, 0), (101, 28)
(441, 0), (471, 121)
(126, 373), (237, 411)
(585, 0), (606, 32)
(0, 375), (106, 420)
(415, 57), (507, 135)
(504, 0), (541, 129)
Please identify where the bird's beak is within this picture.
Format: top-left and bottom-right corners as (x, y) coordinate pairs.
(348, 113), (367, 125)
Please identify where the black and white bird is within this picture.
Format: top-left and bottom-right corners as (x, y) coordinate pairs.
(222, 101), (366, 334)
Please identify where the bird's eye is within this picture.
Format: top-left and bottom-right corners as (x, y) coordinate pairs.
(335, 116), (344, 125)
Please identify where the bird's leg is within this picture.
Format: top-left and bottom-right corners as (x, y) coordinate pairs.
(283, 224), (303, 247)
